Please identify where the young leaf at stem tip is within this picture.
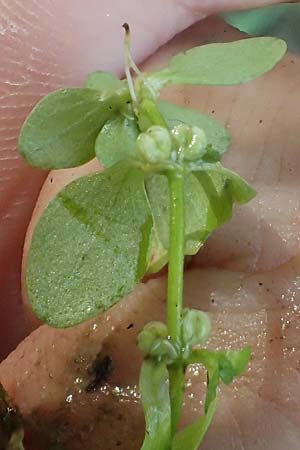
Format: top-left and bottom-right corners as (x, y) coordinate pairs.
(148, 37), (287, 88)
(26, 161), (152, 327)
(187, 347), (252, 387)
(18, 88), (128, 170)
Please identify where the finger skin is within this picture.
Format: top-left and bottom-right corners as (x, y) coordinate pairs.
(187, 0), (297, 15)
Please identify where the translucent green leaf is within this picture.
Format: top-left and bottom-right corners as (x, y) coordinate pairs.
(26, 162), (152, 327)
(218, 356), (235, 384)
(193, 163), (256, 202)
(181, 308), (211, 347)
(146, 173), (210, 273)
(95, 115), (139, 167)
(192, 163), (256, 225)
(223, 4), (300, 53)
(171, 398), (217, 450)
(204, 365), (220, 413)
(19, 88), (120, 169)
(149, 37), (286, 87)
(224, 346), (251, 379)
(140, 360), (171, 450)
(188, 347), (251, 389)
(146, 165), (255, 273)
(175, 345), (250, 450)
(158, 100), (230, 157)
(85, 71), (124, 92)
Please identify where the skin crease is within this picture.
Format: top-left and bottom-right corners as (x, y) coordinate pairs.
(0, 0), (290, 360)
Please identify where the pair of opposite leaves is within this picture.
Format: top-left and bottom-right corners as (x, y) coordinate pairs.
(19, 37), (286, 328)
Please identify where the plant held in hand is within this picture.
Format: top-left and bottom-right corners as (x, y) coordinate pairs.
(19, 26), (286, 450)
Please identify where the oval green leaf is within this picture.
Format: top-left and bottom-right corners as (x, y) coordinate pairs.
(192, 162), (256, 205)
(140, 360), (171, 450)
(146, 165), (255, 274)
(85, 71), (124, 93)
(26, 162), (153, 327)
(95, 115), (139, 167)
(19, 88), (120, 169)
(146, 173), (212, 273)
(149, 37), (287, 87)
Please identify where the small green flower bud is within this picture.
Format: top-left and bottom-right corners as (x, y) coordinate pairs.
(136, 126), (172, 164)
(170, 123), (190, 149)
(138, 321), (168, 354)
(138, 321), (177, 362)
(171, 124), (207, 161)
(181, 308), (211, 347)
(150, 339), (178, 363)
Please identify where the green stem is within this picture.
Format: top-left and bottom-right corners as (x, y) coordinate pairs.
(167, 170), (185, 436)
(138, 98), (168, 132)
(123, 23), (137, 104)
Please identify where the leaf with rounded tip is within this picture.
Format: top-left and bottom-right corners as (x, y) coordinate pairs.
(85, 71), (124, 93)
(140, 360), (171, 450)
(149, 37), (287, 87)
(146, 165), (255, 274)
(26, 162), (153, 327)
(19, 88), (120, 169)
(223, 4), (300, 53)
(146, 173), (210, 273)
(192, 162), (256, 208)
(95, 115), (139, 167)
(171, 398), (217, 450)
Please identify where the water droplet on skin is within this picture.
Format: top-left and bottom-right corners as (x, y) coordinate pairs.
(66, 394), (73, 403)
